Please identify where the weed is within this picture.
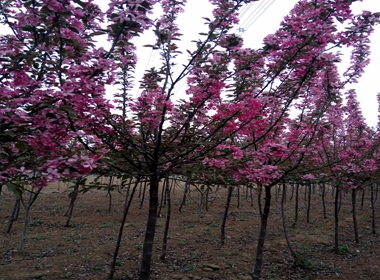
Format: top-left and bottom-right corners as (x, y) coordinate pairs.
(330, 264), (342, 273)
(63, 272), (73, 279)
(221, 250), (239, 257)
(62, 235), (86, 242)
(67, 223), (80, 228)
(64, 249), (75, 255)
(115, 259), (124, 266)
(191, 253), (201, 260)
(99, 222), (114, 228)
(223, 259), (234, 267)
(180, 263), (195, 272)
(30, 272), (46, 279)
(293, 245), (318, 271)
(210, 223), (219, 228)
(338, 246), (351, 255)
(328, 245), (351, 255)
(179, 240), (186, 245)
(293, 254), (317, 271)
(135, 242), (143, 250)
(31, 235), (47, 240)
(178, 223), (197, 229)
(30, 219), (43, 226)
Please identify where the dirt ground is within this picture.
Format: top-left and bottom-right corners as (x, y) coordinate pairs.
(1, 180), (380, 280)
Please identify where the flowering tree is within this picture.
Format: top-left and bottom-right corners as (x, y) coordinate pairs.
(1, 0), (379, 279)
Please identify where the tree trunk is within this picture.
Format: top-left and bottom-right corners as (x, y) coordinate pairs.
(237, 186), (240, 208)
(258, 184), (263, 218)
(160, 177), (172, 260)
(321, 183), (327, 219)
(221, 186), (233, 246)
(205, 185), (210, 212)
(292, 183), (299, 227)
(108, 178), (139, 279)
(106, 176), (114, 212)
(179, 176), (190, 213)
(250, 187), (254, 207)
(252, 186), (272, 280)
(139, 174), (160, 280)
(306, 183), (311, 223)
(139, 179), (147, 209)
(65, 177), (81, 227)
(334, 186), (340, 254)
(371, 184), (376, 234)
(7, 198), (21, 233)
(352, 188), (359, 243)
(361, 189), (365, 210)
(290, 184), (294, 201)
(157, 179), (166, 218)
(281, 183), (297, 261)
(19, 188), (42, 252)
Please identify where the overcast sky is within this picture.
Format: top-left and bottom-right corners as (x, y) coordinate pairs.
(103, 0), (380, 127)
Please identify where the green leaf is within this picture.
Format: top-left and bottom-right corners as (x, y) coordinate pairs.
(6, 182), (22, 199)
(15, 141), (29, 152)
(60, 105), (76, 116)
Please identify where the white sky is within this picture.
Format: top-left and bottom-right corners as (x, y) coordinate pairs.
(100, 0), (380, 127)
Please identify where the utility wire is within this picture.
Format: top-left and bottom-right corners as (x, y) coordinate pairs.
(238, 0), (271, 30)
(245, 0), (277, 31)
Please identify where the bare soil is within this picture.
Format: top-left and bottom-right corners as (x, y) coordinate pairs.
(1, 180), (380, 280)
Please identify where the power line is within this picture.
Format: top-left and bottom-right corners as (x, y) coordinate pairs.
(238, 0), (271, 30)
(245, 0), (277, 31)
